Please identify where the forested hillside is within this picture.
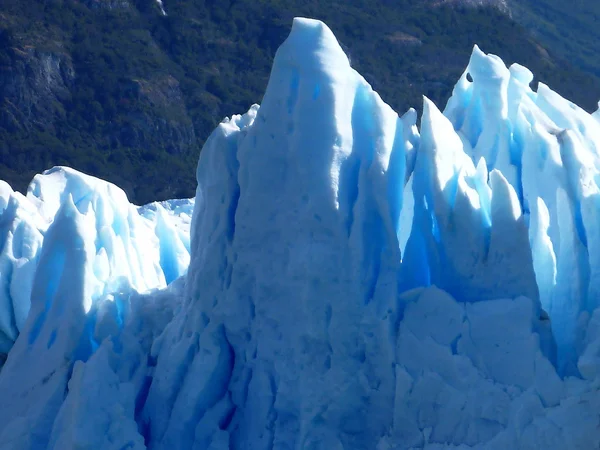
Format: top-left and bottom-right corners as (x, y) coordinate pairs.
(1, 0), (599, 203)
(509, 0), (600, 79)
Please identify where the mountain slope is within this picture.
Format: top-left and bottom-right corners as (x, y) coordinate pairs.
(510, 0), (600, 79)
(1, 0), (599, 203)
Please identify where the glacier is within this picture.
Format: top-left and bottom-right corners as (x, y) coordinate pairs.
(1, 17), (600, 450)
(0, 167), (192, 366)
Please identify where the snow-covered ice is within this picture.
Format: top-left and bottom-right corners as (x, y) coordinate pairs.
(0, 167), (191, 365)
(1, 17), (600, 450)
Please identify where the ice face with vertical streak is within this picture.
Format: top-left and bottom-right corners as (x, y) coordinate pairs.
(0, 167), (191, 366)
(442, 43), (600, 375)
(402, 96), (539, 306)
(143, 17), (411, 449)
(1, 16), (600, 450)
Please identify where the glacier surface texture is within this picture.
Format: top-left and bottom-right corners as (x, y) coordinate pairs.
(1, 17), (600, 450)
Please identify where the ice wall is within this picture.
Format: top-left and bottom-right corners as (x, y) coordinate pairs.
(402, 97), (539, 306)
(443, 46), (600, 374)
(0, 167), (191, 364)
(1, 17), (600, 450)
(139, 19), (582, 449)
(142, 18), (411, 448)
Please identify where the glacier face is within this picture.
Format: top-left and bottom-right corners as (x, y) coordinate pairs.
(0, 167), (191, 365)
(1, 17), (600, 450)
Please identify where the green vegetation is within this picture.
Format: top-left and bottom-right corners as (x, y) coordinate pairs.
(510, 0), (600, 80)
(0, 0), (599, 203)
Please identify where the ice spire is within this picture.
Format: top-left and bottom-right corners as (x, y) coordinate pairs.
(143, 17), (411, 448)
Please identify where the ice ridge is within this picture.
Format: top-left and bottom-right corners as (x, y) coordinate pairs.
(1, 17), (600, 450)
(0, 167), (191, 365)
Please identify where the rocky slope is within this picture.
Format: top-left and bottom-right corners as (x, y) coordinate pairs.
(1, 0), (599, 203)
